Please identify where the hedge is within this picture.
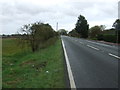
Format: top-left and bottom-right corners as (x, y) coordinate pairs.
(97, 34), (117, 43)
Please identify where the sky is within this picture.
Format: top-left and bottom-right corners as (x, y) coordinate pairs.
(0, 0), (119, 34)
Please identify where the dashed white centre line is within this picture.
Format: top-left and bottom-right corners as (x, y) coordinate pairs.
(108, 53), (120, 59)
(87, 45), (99, 50)
(79, 42), (84, 44)
(73, 39), (84, 44)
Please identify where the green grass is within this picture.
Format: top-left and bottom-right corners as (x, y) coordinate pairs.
(2, 37), (65, 88)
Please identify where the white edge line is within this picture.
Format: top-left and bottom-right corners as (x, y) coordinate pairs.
(61, 39), (76, 89)
(108, 53), (120, 59)
(87, 45), (99, 50)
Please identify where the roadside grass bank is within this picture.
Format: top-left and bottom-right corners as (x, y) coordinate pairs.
(2, 37), (66, 88)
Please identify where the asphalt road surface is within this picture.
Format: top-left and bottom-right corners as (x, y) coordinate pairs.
(61, 36), (119, 88)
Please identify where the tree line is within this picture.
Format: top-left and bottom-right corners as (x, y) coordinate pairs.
(68, 15), (120, 43)
(10, 15), (120, 53)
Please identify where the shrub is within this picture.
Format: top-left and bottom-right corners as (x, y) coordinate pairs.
(103, 35), (116, 43)
(97, 34), (104, 40)
(97, 34), (117, 43)
(19, 22), (56, 52)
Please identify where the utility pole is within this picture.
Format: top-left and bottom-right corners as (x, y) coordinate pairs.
(56, 22), (58, 31)
(118, 1), (120, 19)
(117, 1), (120, 43)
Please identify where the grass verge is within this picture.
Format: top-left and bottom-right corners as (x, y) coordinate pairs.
(2, 37), (65, 88)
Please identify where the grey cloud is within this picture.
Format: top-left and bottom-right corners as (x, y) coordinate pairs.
(1, 1), (54, 16)
(0, 0), (118, 34)
(15, 3), (53, 15)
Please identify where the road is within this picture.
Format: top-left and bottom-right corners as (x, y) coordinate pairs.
(61, 36), (119, 88)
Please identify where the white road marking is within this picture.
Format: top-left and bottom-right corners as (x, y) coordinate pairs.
(79, 42), (84, 44)
(61, 40), (76, 89)
(108, 53), (120, 59)
(86, 40), (113, 47)
(87, 45), (99, 50)
(73, 39), (84, 44)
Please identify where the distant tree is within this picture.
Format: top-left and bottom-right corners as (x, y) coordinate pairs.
(100, 25), (106, 31)
(58, 29), (67, 35)
(68, 29), (80, 37)
(75, 15), (89, 38)
(113, 19), (120, 30)
(2, 34), (5, 36)
(19, 22), (54, 52)
(89, 25), (102, 38)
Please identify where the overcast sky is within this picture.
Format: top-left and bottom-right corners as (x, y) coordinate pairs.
(0, 0), (119, 34)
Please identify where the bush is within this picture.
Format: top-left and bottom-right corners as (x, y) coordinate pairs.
(91, 38), (97, 40)
(97, 34), (104, 40)
(89, 25), (102, 38)
(103, 35), (116, 43)
(19, 22), (57, 52)
(97, 34), (117, 43)
(68, 29), (80, 38)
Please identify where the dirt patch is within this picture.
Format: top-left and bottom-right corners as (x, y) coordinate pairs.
(6, 78), (22, 85)
(20, 59), (36, 67)
(33, 61), (47, 71)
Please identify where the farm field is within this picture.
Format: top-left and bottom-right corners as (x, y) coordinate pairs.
(2, 38), (66, 88)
